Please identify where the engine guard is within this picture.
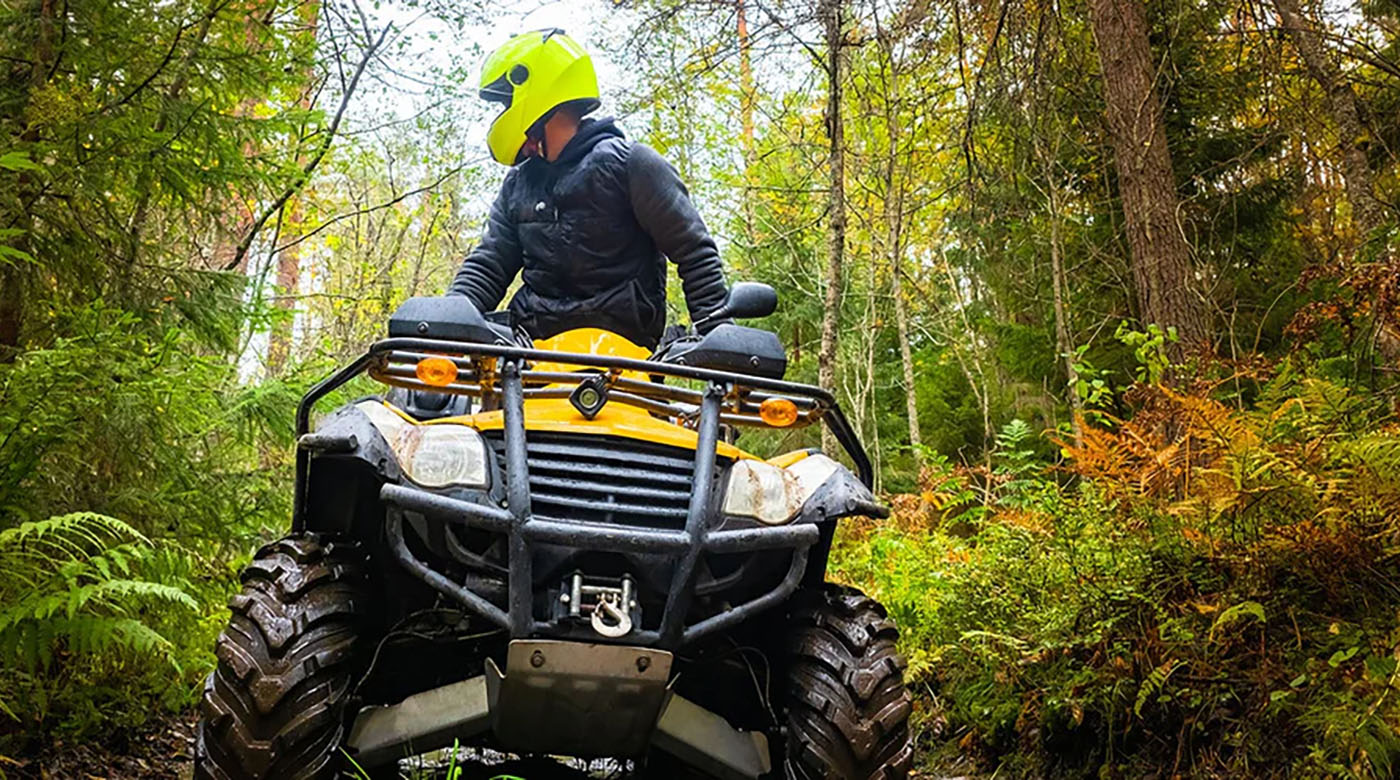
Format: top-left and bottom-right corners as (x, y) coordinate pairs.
(485, 639), (672, 757)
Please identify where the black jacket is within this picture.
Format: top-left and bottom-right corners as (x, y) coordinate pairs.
(448, 117), (728, 349)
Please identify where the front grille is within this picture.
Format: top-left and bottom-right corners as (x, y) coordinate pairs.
(485, 432), (709, 529)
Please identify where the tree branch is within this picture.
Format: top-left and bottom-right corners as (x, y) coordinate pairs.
(269, 165), (466, 255)
(223, 21), (392, 272)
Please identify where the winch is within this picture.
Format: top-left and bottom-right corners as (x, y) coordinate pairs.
(560, 572), (639, 638)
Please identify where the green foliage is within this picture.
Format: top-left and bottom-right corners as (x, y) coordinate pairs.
(0, 302), (293, 541)
(0, 512), (199, 734)
(992, 419), (1040, 508)
(832, 376), (1400, 777)
(1115, 324), (1179, 384)
(0, 0), (329, 746)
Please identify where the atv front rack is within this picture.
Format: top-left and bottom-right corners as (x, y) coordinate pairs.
(293, 337), (874, 648)
(296, 337), (872, 483)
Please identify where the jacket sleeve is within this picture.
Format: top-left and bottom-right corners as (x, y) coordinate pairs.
(626, 143), (729, 326)
(448, 176), (522, 310)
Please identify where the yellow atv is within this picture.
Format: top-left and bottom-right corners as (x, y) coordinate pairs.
(194, 284), (912, 779)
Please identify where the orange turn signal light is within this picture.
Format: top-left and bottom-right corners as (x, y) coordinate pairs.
(415, 356), (458, 387)
(759, 397), (799, 427)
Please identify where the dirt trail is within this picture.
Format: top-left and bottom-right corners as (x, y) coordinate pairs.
(11, 715), (969, 779)
(8, 718), (194, 779)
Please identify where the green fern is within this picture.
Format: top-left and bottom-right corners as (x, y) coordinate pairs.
(994, 419), (1041, 507)
(0, 512), (197, 718)
(1134, 659), (1183, 717)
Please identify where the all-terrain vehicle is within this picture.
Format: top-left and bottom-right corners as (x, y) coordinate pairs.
(194, 284), (913, 779)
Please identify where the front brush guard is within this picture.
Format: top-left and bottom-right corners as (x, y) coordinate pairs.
(293, 339), (875, 649)
(387, 373), (813, 646)
(382, 486), (815, 647)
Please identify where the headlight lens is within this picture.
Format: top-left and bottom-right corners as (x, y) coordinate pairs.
(355, 401), (490, 489)
(723, 454), (841, 525)
(723, 461), (796, 525)
(402, 425), (490, 488)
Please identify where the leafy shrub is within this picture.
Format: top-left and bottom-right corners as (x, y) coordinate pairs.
(832, 376), (1400, 778)
(0, 302), (301, 746)
(0, 302), (295, 545)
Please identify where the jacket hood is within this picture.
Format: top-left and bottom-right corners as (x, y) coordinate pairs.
(552, 116), (625, 165)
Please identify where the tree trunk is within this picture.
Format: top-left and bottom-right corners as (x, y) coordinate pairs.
(1087, 0), (1209, 355)
(861, 254), (880, 490)
(737, 0), (754, 152)
(1, 0), (58, 360)
(818, 0), (846, 455)
(266, 0), (319, 374)
(0, 259), (20, 360)
(878, 35), (922, 455)
(1273, 0), (1385, 240)
(891, 270), (921, 452)
(1028, 15), (1084, 445)
(737, 0), (757, 251)
(267, 197), (303, 373)
(1047, 162), (1083, 448)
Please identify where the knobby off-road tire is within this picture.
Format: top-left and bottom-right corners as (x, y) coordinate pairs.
(781, 584), (914, 779)
(195, 534), (371, 780)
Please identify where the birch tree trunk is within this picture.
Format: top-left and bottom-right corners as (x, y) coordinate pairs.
(879, 33), (922, 454)
(1087, 0), (1210, 355)
(819, 0), (846, 455)
(1273, 0), (1385, 239)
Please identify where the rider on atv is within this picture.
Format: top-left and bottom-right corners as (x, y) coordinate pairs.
(452, 28), (730, 349)
(193, 26), (914, 780)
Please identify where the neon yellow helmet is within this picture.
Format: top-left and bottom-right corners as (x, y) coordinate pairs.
(479, 29), (600, 165)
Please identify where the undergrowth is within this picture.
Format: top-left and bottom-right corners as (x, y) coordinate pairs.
(0, 513), (199, 737)
(832, 370), (1400, 778)
(0, 305), (299, 753)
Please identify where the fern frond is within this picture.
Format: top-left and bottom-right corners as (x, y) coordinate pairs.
(0, 512), (195, 676)
(0, 512), (146, 567)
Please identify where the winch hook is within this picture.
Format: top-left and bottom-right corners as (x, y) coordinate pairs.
(590, 597), (632, 638)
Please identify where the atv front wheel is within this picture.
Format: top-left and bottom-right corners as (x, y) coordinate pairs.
(781, 584), (913, 779)
(195, 534), (371, 780)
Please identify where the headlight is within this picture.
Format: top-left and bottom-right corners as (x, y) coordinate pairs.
(401, 425), (490, 488)
(355, 401), (490, 489)
(723, 454), (841, 525)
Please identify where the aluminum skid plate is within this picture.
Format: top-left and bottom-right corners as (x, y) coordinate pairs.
(485, 639), (673, 758)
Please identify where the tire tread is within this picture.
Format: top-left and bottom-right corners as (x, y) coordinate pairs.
(783, 584), (913, 779)
(195, 535), (369, 780)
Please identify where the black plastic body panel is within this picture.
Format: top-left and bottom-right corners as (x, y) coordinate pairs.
(388, 295), (516, 345)
(658, 324), (787, 379)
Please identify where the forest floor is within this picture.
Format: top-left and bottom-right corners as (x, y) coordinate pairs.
(7, 716), (196, 779)
(11, 712), (970, 779)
